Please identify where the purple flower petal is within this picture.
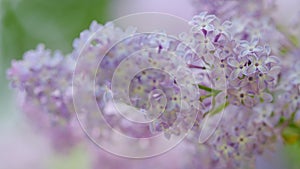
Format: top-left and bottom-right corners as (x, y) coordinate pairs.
(244, 96), (254, 107)
(205, 15), (217, 23)
(258, 79), (267, 90)
(251, 38), (259, 46)
(253, 46), (263, 53)
(230, 69), (241, 80)
(241, 49), (249, 57)
(258, 65), (268, 73)
(266, 55), (280, 64)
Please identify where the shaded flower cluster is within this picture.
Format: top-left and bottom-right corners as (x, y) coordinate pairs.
(7, 45), (81, 150)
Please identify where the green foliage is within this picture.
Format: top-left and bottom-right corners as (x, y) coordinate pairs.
(0, 0), (108, 64)
(282, 143), (300, 169)
(282, 124), (300, 144)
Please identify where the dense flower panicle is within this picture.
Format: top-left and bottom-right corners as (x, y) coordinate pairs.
(189, 11), (217, 32)
(187, 12), (280, 107)
(22, 98), (83, 151)
(181, 11), (289, 169)
(6, 7), (300, 169)
(6, 45), (83, 150)
(193, 0), (288, 59)
(7, 45), (75, 121)
(74, 28), (200, 138)
(72, 21), (137, 80)
(188, 105), (280, 169)
(72, 21), (136, 58)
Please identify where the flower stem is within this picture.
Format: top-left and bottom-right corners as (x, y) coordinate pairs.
(203, 101), (229, 117)
(198, 84), (222, 95)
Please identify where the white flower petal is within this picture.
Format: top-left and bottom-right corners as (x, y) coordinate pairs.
(258, 65), (268, 73)
(246, 66), (256, 75)
(230, 69), (241, 80)
(227, 57), (239, 67)
(261, 93), (273, 103)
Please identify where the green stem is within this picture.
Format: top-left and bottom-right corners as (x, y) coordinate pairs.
(198, 84), (222, 95)
(199, 94), (212, 102)
(203, 101), (229, 117)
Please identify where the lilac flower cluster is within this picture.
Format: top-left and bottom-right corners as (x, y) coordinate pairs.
(7, 45), (82, 150)
(173, 11), (283, 168)
(71, 23), (200, 146)
(6, 2), (300, 169)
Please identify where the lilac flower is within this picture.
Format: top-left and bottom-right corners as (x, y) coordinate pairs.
(253, 104), (276, 127)
(7, 45), (83, 151)
(195, 32), (215, 55)
(214, 39), (238, 60)
(214, 20), (232, 39)
(227, 88), (256, 107)
(189, 12), (217, 33)
(257, 72), (276, 90)
(229, 74), (257, 89)
(239, 38), (264, 57)
(230, 126), (255, 155)
(227, 57), (248, 80)
(246, 55), (269, 75)
(215, 135), (234, 158)
(279, 87), (300, 116)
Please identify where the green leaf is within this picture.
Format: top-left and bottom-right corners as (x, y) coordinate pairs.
(203, 101), (229, 118)
(282, 124), (300, 145)
(282, 143), (300, 169)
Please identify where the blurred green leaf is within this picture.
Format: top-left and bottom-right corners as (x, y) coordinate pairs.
(282, 126), (300, 144)
(281, 113), (300, 145)
(0, 0), (108, 63)
(282, 143), (300, 169)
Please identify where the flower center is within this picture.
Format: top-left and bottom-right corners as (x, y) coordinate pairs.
(240, 93), (245, 98)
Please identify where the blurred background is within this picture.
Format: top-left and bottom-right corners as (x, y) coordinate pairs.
(0, 0), (299, 169)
